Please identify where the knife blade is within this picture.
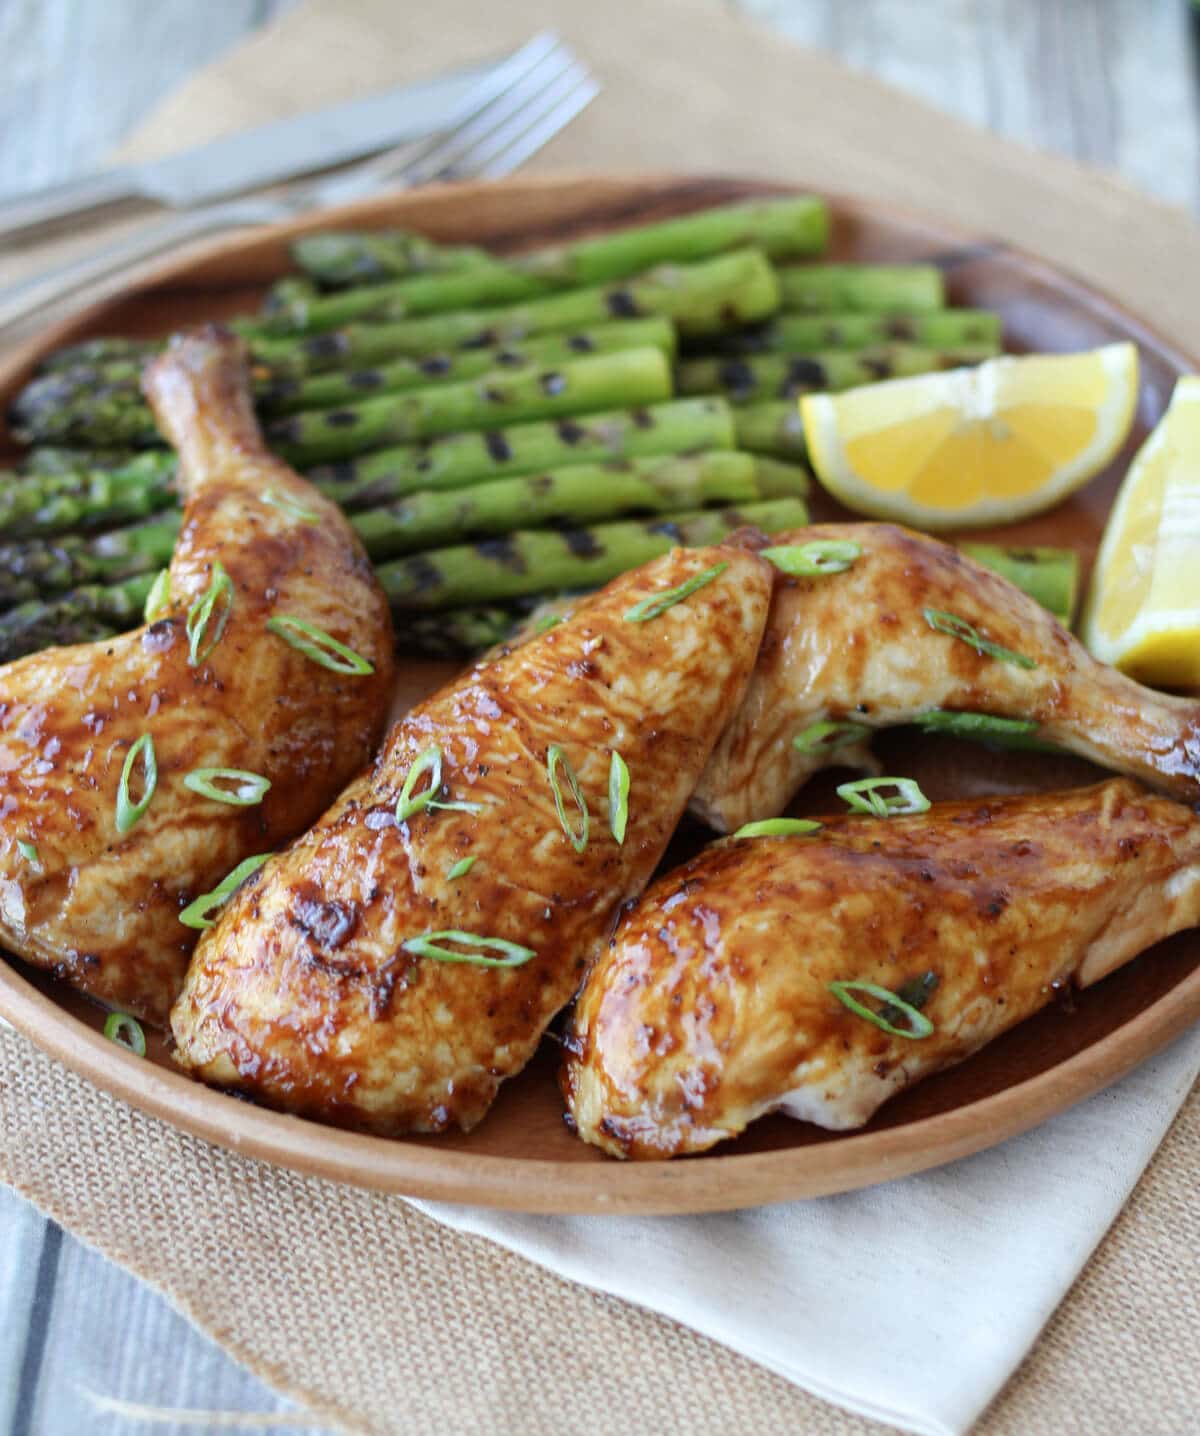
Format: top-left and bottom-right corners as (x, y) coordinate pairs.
(0, 58), (501, 242)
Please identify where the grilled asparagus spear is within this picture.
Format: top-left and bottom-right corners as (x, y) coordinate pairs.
(395, 542), (1081, 652)
(0, 499), (809, 660)
(350, 452), (808, 560)
(12, 251), (778, 446)
(8, 373), (156, 448)
(0, 452), (810, 601)
(778, 263), (945, 312)
(2, 399), (739, 539)
(13, 343), (676, 455)
(0, 512), (1078, 659)
(13, 318), (677, 430)
(0, 517), (182, 604)
(258, 318), (676, 414)
(700, 309), (1000, 355)
(292, 231), (491, 287)
(291, 196), (828, 289)
(255, 260), (552, 335)
(0, 454), (180, 538)
(265, 348), (674, 465)
(375, 498), (811, 609)
(0, 571), (157, 662)
(21, 446), (140, 475)
(36, 337), (159, 373)
(509, 195), (829, 283)
(959, 543), (1081, 628)
(402, 604), (522, 656)
(677, 343), (1000, 404)
(310, 396), (737, 506)
(258, 248), (783, 361)
(731, 400), (809, 459)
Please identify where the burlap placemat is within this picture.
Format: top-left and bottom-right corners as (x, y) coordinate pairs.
(2, 2), (1198, 1432)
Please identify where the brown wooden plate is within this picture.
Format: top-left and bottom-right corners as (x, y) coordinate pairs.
(1, 175), (1197, 1215)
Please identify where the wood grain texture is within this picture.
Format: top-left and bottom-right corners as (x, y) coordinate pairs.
(1, 175), (1197, 1219)
(737, 0), (1200, 214)
(0, 0), (300, 199)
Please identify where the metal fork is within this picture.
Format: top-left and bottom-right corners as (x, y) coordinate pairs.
(0, 34), (598, 338)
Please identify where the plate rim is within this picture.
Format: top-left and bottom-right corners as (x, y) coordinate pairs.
(2, 172), (1198, 1215)
(3, 948), (1197, 1215)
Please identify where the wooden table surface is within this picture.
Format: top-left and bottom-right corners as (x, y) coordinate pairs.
(1, 2), (1198, 1432)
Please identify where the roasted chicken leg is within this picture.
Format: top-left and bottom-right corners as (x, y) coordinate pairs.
(564, 779), (1200, 1158)
(170, 542), (772, 1133)
(0, 329), (394, 1022)
(691, 523), (1200, 832)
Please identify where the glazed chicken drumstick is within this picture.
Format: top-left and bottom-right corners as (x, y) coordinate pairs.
(564, 779), (1200, 1158)
(691, 523), (1200, 832)
(170, 541), (772, 1133)
(0, 328), (394, 1023)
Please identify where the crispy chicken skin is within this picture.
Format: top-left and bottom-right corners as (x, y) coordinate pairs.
(0, 329), (394, 1022)
(691, 523), (1200, 832)
(564, 779), (1200, 1158)
(170, 544), (772, 1133)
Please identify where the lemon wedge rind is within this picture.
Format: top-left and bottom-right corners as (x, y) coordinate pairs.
(802, 343), (1140, 531)
(1082, 376), (1200, 687)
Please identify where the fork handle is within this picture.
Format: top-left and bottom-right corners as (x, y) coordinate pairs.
(0, 200), (264, 338)
(0, 167), (142, 242)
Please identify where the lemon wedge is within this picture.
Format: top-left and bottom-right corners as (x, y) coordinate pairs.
(1081, 376), (1200, 687)
(801, 343), (1139, 529)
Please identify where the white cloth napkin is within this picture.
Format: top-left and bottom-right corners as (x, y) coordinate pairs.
(416, 1028), (1200, 1436)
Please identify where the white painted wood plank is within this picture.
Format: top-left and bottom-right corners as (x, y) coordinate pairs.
(736, 0), (1200, 213)
(1103, 0), (1200, 213)
(0, 1187), (47, 1433)
(0, 0), (287, 197)
(26, 1231), (326, 1435)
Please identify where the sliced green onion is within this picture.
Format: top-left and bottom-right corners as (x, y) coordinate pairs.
(394, 746), (482, 820)
(396, 745), (442, 821)
(837, 776), (930, 818)
(915, 710), (1040, 745)
(828, 980), (935, 1039)
(143, 568), (171, 623)
(116, 733), (157, 833)
(266, 614), (374, 675)
(792, 720), (872, 754)
(624, 561), (728, 623)
(547, 744), (589, 853)
(262, 488), (320, 523)
(402, 929), (535, 969)
(186, 561), (234, 666)
(179, 853), (273, 930)
(763, 540), (861, 576)
(103, 1011), (147, 1057)
(446, 856), (477, 881)
(917, 709), (1059, 754)
(608, 752), (630, 845)
(16, 839), (39, 867)
(922, 607), (1037, 669)
(534, 613), (564, 634)
(732, 818), (823, 838)
(888, 971), (940, 1019)
(184, 767), (271, 806)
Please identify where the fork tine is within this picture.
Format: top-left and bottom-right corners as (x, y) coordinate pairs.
(468, 69), (600, 182)
(399, 42), (581, 187)
(307, 32), (566, 205)
(431, 60), (593, 182)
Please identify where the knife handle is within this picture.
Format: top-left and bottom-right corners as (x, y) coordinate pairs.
(0, 168), (143, 243)
(0, 199), (274, 338)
